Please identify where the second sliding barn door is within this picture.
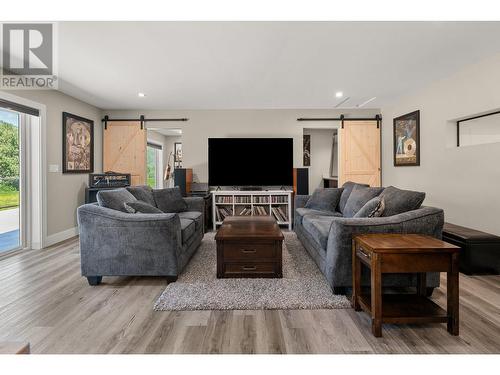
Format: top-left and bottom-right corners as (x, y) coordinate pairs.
(339, 120), (381, 187)
(103, 121), (146, 186)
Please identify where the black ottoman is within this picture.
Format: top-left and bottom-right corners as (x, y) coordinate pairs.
(443, 223), (500, 275)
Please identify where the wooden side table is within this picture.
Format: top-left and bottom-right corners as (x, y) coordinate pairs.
(352, 234), (460, 337)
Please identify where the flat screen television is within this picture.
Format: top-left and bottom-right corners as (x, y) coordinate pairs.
(208, 138), (293, 186)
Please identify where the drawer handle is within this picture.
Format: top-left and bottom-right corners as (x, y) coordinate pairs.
(242, 265), (257, 271)
(358, 246), (371, 259)
(241, 248), (257, 253)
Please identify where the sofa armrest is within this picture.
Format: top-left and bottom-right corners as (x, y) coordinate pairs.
(294, 195), (310, 209)
(325, 206), (444, 288)
(183, 196), (204, 212)
(77, 204), (183, 276)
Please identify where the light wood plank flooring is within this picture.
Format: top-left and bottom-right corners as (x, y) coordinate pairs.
(0, 236), (499, 354)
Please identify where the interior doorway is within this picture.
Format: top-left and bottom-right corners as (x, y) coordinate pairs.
(146, 127), (182, 189)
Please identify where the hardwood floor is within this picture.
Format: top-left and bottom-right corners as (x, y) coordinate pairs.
(0, 236), (499, 354)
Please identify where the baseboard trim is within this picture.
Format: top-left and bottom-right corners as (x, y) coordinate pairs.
(45, 227), (79, 248)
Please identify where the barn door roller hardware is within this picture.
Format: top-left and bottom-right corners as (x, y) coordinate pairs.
(297, 114), (382, 130)
(103, 115), (189, 130)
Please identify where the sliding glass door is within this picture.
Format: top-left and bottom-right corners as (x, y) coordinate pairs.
(0, 108), (21, 253)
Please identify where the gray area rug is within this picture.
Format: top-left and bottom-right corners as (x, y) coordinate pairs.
(154, 232), (351, 310)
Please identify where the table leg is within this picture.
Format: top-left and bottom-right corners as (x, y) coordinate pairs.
(417, 272), (427, 297)
(352, 240), (361, 311)
(447, 253), (460, 335)
(371, 253), (382, 337)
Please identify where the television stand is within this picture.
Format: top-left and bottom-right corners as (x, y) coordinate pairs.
(240, 186), (262, 191)
(212, 189), (293, 230)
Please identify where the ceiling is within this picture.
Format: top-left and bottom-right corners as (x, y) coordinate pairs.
(56, 22), (500, 110)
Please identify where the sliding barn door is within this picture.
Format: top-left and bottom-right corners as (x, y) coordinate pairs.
(339, 120), (381, 187)
(103, 121), (146, 186)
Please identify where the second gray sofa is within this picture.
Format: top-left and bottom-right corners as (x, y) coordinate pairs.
(294, 182), (444, 295)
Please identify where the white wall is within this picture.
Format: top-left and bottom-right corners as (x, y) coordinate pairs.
(2, 90), (103, 241)
(304, 128), (337, 193)
(381, 52), (500, 236)
(105, 109), (378, 184)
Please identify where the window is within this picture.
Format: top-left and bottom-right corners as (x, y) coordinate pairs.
(0, 108), (21, 253)
(457, 111), (500, 147)
(147, 142), (163, 189)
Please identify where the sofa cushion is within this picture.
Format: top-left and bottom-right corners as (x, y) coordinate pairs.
(353, 196), (385, 218)
(305, 188), (343, 213)
(302, 215), (335, 249)
(379, 186), (426, 217)
(338, 181), (369, 214)
(153, 187), (188, 213)
(295, 207), (342, 224)
(178, 211), (203, 231)
(124, 200), (163, 214)
(96, 188), (137, 213)
(180, 218), (196, 244)
(343, 185), (384, 218)
(126, 185), (156, 207)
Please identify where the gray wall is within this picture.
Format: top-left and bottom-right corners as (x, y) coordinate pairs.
(381, 52), (500, 236)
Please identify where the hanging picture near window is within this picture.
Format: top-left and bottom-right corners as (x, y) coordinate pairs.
(62, 112), (94, 173)
(303, 134), (311, 166)
(393, 110), (420, 167)
(174, 142), (182, 163)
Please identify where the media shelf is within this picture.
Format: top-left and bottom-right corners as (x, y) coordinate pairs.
(212, 190), (293, 230)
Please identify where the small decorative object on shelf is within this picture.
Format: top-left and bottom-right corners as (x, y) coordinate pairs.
(212, 190), (293, 230)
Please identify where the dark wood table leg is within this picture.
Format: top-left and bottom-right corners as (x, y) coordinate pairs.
(371, 253), (382, 337)
(447, 253), (460, 335)
(352, 240), (361, 311)
(417, 272), (427, 297)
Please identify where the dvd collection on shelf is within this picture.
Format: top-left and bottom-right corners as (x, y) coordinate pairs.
(271, 207), (288, 222)
(271, 195), (288, 203)
(216, 196), (233, 204)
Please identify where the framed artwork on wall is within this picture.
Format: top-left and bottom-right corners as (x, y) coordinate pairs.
(174, 142), (182, 163)
(393, 110), (420, 167)
(303, 134), (311, 166)
(62, 112), (94, 173)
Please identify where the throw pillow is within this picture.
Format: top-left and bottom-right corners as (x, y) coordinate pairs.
(338, 181), (369, 214)
(124, 200), (163, 214)
(153, 187), (188, 213)
(304, 188), (343, 213)
(379, 186), (425, 217)
(354, 196), (385, 218)
(342, 185), (384, 218)
(126, 185), (156, 207)
(96, 188), (137, 213)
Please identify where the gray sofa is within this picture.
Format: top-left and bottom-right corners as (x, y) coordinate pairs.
(294, 183), (444, 295)
(77, 186), (203, 285)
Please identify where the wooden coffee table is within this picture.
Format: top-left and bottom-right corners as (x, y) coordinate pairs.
(215, 216), (284, 278)
(352, 234), (460, 337)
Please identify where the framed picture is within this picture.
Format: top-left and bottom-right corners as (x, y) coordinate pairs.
(174, 142), (182, 162)
(303, 134), (311, 166)
(393, 110), (420, 167)
(62, 112), (94, 173)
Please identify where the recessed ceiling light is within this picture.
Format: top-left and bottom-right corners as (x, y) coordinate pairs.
(335, 91), (343, 98)
(138, 92), (146, 97)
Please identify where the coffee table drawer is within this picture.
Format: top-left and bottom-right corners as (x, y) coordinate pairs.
(222, 242), (277, 260)
(224, 262), (276, 275)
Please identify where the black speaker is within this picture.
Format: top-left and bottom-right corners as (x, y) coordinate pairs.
(174, 168), (193, 197)
(294, 168), (309, 195)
